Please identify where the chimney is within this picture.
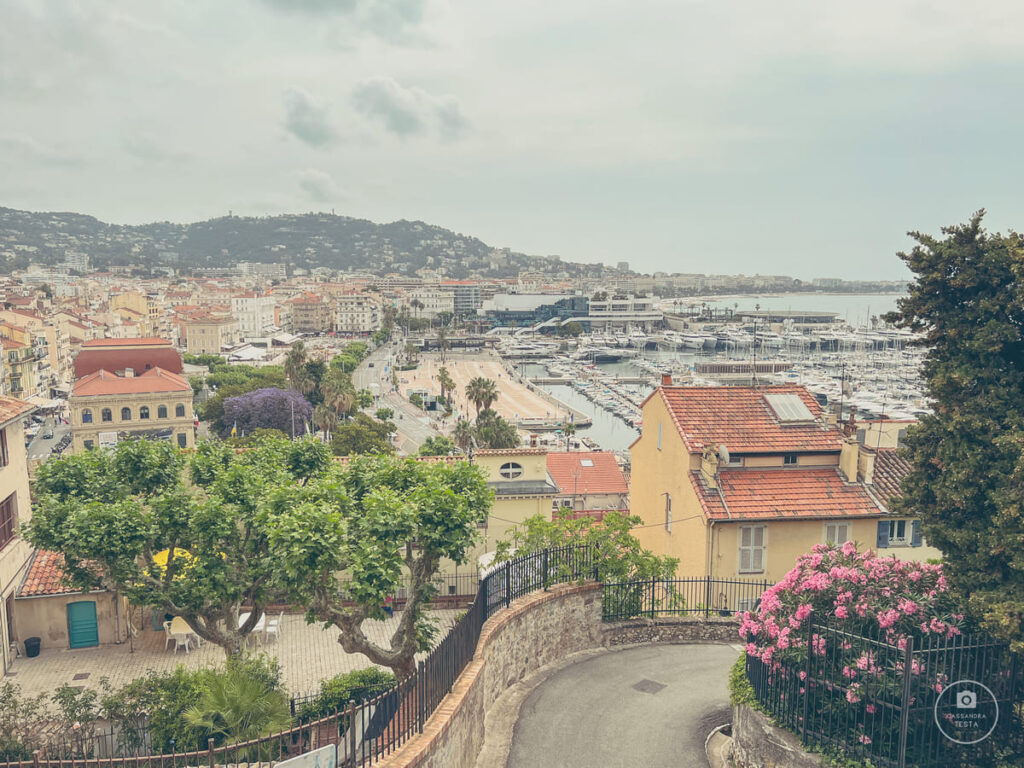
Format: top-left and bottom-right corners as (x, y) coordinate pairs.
(700, 445), (719, 489)
(839, 437), (859, 482)
(661, 373), (672, 387)
(858, 445), (876, 485)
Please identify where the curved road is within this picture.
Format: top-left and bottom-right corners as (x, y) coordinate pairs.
(507, 644), (738, 768)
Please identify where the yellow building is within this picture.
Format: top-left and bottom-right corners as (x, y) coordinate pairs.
(111, 290), (162, 337)
(184, 314), (238, 355)
(631, 383), (938, 607)
(69, 368), (195, 452)
(1, 338), (39, 400)
(0, 396), (39, 671)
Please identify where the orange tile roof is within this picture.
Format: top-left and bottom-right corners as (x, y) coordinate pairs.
(655, 385), (842, 454)
(0, 396), (35, 428)
(20, 550), (80, 597)
(690, 467), (883, 521)
(72, 367), (191, 397)
(872, 449), (912, 505)
(546, 451), (628, 495)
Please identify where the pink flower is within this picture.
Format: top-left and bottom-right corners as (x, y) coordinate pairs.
(865, 704), (877, 714)
(841, 540), (858, 556)
(877, 609), (900, 629)
(859, 734), (872, 745)
(834, 605), (849, 619)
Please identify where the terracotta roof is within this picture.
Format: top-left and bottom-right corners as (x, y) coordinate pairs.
(72, 367), (191, 397)
(475, 448), (548, 456)
(690, 467), (883, 521)
(655, 385), (842, 454)
(74, 338), (182, 378)
(20, 551), (80, 597)
(546, 451), (629, 495)
(0, 396), (35, 428)
(872, 449), (912, 505)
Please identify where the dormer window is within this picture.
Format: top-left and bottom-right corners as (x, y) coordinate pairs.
(499, 462), (523, 479)
(783, 454), (798, 465)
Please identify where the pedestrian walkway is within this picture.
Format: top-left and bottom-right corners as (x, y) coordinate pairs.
(8, 609), (460, 698)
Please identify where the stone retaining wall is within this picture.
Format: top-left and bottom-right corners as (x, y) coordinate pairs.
(377, 583), (741, 768)
(730, 703), (823, 768)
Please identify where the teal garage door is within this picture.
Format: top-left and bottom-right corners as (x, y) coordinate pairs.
(67, 601), (99, 649)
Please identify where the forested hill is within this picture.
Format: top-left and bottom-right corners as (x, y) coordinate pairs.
(0, 207), (590, 278)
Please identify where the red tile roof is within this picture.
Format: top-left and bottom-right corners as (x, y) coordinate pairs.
(546, 451), (629, 495)
(872, 449), (912, 505)
(655, 385), (842, 454)
(20, 551), (80, 597)
(0, 396), (35, 428)
(72, 367), (191, 397)
(74, 338), (182, 378)
(690, 467), (883, 521)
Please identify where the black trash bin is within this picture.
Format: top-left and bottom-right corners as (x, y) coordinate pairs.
(24, 637), (41, 658)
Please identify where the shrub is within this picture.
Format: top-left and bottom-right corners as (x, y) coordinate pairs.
(296, 668), (396, 723)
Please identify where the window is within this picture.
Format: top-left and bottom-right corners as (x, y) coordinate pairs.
(783, 454), (798, 465)
(177, 433), (187, 448)
(102, 408), (112, 422)
(175, 404), (186, 418)
(84, 440), (95, 450)
(888, 519), (908, 545)
(139, 406), (150, 420)
(499, 462), (523, 479)
(0, 428), (7, 468)
(726, 455), (743, 466)
(81, 409), (93, 424)
(657, 422), (662, 451)
(0, 494), (16, 550)
(157, 405), (168, 419)
(121, 407), (132, 421)
(739, 525), (766, 573)
(824, 522), (850, 545)
(664, 493), (672, 533)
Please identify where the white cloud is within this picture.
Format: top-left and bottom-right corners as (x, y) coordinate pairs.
(351, 76), (467, 140)
(297, 169), (340, 202)
(283, 88), (337, 148)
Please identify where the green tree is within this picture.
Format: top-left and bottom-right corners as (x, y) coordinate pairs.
(474, 409), (519, 449)
(268, 456), (492, 677)
(495, 509), (677, 583)
(418, 436), (458, 456)
(409, 393), (423, 409)
(28, 437), (332, 656)
(562, 321), (583, 337)
(437, 366), (455, 403)
(465, 377), (498, 418)
(375, 407), (394, 422)
(561, 422), (577, 450)
(184, 662), (290, 746)
(356, 389), (374, 409)
(330, 413), (396, 456)
(885, 211), (1024, 651)
(452, 419), (474, 450)
(313, 404), (337, 441)
(321, 367), (356, 418)
(284, 342), (314, 395)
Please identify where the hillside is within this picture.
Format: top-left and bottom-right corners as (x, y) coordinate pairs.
(0, 207), (596, 279)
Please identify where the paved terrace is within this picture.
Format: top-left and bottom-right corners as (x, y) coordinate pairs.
(8, 610), (461, 698)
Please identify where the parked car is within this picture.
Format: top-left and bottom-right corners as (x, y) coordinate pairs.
(42, 430), (54, 439)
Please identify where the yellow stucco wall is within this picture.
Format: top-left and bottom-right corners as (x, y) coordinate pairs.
(14, 592), (126, 652)
(0, 416), (36, 672)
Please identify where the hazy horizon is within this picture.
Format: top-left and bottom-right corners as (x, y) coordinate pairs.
(4, 1), (1023, 279)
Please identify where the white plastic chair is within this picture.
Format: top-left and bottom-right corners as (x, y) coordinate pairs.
(264, 611), (285, 643)
(171, 632), (192, 654)
(163, 621), (174, 651)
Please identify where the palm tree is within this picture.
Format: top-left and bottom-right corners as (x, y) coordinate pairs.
(562, 422), (577, 450)
(453, 419), (474, 450)
(438, 366), (455, 403)
(322, 368), (356, 418)
(313, 404), (336, 442)
(284, 342), (314, 395)
(184, 667), (291, 747)
(410, 298), (424, 318)
(465, 377), (498, 419)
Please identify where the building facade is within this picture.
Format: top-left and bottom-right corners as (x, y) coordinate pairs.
(185, 315), (238, 356)
(231, 293), (277, 338)
(335, 294), (382, 334)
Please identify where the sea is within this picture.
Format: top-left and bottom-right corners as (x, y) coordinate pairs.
(528, 293), (907, 453)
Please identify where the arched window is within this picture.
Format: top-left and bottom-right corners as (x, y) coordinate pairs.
(81, 409), (92, 424)
(177, 433), (187, 448)
(157, 405), (168, 418)
(499, 462), (523, 480)
(139, 406), (150, 420)
(101, 408), (112, 422)
(121, 407), (132, 421)
(175, 404), (186, 418)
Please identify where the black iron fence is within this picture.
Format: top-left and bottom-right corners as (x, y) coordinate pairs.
(601, 577), (771, 621)
(746, 618), (1024, 768)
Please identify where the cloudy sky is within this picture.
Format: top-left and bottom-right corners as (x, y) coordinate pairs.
(2, 0), (1022, 278)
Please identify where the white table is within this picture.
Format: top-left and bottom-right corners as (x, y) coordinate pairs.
(169, 616), (200, 653)
(238, 612), (266, 644)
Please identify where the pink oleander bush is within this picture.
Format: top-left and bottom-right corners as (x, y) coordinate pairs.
(738, 542), (971, 758)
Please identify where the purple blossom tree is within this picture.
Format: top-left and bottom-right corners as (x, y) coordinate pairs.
(222, 387), (312, 438)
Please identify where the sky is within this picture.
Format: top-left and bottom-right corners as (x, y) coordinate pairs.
(2, 1), (1023, 279)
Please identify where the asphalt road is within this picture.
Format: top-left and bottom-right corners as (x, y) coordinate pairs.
(353, 342), (440, 455)
(27, 417), (71, 461)
(507, 644), (739, 768)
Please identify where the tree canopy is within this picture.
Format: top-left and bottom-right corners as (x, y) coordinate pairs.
(28, 437), (333, 655)
(222, 388), (312, 439)
(885, 210), (1024, 651)
(268, 455), (492, 676)
(330, 413), (396, 456)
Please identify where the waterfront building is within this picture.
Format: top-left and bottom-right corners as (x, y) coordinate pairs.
(586, 293), (661, 331)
